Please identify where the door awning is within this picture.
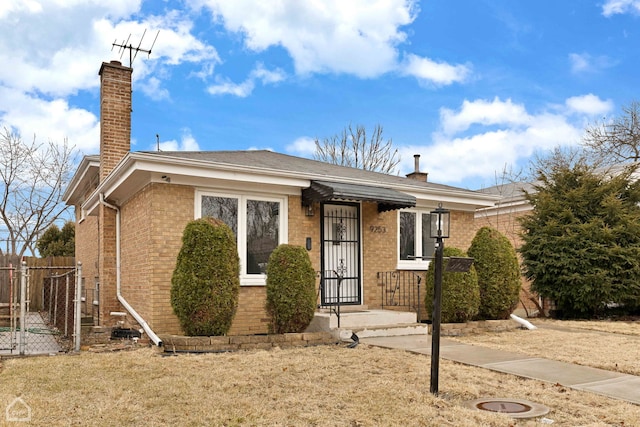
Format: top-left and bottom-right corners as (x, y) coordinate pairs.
(302, 180), (416, 212)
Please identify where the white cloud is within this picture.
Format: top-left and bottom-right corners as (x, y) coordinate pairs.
(157, 129), (200, 151)
(0, 1), (218, 154)
(139, 77), (170, 101)
(402, 95), (612, 187)
(602, 0), (640, 16)
(401, 54), (471, 86)
(286, 137), (316, 156)
(569, 52), (615, 74)
(569, 53), (591, 74)
(0, 86), (99, 154)
(207, 78), (254, 98)
(199, 0), (417, 78)
(251, 64), (286, 85)
(439, 97), (531, 135)
(197, 0), (470, 86)
(565, 94), (613, 116)
(208, 63), (285, 97)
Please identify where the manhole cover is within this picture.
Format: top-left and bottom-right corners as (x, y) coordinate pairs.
(463, 398), (550, 419)
(477, 401), (531, 413)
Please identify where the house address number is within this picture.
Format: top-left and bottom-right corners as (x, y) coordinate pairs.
(369, 225), (387, 233)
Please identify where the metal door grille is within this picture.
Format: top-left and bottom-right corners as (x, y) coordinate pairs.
(320, 203), (361, 305)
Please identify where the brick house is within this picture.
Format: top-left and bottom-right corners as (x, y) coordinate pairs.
(63, 61), (499, 344)
(474, 181), (542, 315)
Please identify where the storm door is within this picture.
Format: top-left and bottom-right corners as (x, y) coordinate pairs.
(320, 203), (361, 305)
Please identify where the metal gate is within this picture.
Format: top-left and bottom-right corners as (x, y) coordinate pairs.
(0, 262), (82, 355)
(320, 203), (361, 305)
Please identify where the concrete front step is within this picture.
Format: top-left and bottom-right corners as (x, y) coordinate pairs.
(309, 309), (417, 330)
(336, 323), (428, 341)
(306, 309), (427, 340)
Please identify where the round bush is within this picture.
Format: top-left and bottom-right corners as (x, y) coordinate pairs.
(266, 244), (317, 334)
(425, 246), (480, 323)
(468, 226), (521, 319)
(170, 217), (240, 336)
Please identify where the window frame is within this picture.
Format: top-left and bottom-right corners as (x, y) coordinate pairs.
(195, 189), (288, 286)
(397, 208), (435, 271)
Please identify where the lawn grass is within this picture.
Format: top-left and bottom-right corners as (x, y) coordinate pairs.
(0, 319), (638, 426)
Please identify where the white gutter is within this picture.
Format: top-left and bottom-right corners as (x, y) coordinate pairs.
(99, 193), (163, 346)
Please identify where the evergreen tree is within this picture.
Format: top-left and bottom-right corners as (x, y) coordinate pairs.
(519, 161), (640, 317)
(37, 222), (75, 257)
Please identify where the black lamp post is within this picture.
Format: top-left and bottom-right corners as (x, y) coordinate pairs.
(429, 203), (450, 395)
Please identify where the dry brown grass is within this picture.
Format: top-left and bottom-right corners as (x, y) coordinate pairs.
(539, 318), (640, 336)
(0, 321), (638, 426)
(453, 318), (640, 376)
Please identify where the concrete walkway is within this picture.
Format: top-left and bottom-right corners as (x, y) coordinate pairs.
(360, 333), (640, 405)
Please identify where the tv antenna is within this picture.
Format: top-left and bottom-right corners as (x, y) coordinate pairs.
(112, 29), (160, 68)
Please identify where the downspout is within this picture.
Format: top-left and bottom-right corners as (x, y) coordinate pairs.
(100, 193), (163, 346)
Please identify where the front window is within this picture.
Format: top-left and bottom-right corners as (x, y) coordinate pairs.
(198, 191), (286, 285)
(201, 196), (238, 235)
(246, 200), (279, 274)
(398, 209), (435, 270)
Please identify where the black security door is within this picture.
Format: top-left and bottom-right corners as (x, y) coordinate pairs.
(320, 203), (361, 305)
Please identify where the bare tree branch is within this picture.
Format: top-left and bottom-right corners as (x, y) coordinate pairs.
(0, 127), (75, 257)
(583, 101), (640, 164)
(313, 124), (400, 174)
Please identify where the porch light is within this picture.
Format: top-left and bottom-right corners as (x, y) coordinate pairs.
(429, 203), (450, 238)
(429, 202), (450, 396)
(304, 203), (314, 217)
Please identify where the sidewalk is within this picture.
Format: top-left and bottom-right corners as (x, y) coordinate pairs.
(360, 333), (640, 405)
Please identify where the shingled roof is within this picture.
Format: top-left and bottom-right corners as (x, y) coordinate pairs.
(141, 149), (481, 194)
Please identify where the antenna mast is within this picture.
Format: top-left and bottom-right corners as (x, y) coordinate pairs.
(111, 29), (160, 68)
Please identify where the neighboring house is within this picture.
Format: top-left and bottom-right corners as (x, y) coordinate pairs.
(63, 61), (500, 343)
(475, 181), (542, 315)
(476, 164), (640, 316)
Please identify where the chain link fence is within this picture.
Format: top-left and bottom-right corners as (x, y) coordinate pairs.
(1, 260), (82, 356)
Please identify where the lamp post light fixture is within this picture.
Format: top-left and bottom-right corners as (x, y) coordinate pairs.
(429, 203), (450, 395)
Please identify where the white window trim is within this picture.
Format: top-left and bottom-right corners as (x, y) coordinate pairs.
(397, 208), (433, 271)
(195, 189), (288, 286)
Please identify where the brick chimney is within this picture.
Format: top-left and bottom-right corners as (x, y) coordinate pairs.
(406, 154), (429, 182)
(99, 60), (132, 181)
(97, 60), (132, 326)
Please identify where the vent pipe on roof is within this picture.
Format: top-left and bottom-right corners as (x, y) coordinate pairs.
(406, 154), (429, 182)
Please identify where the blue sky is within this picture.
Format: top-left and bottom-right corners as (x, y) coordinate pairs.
(1, 0), (639, 190)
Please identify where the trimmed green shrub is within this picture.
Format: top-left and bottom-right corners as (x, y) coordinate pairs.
(468, 226), (521, 319)
(170, 217), (240, 336)
(425, 246), (480, 323)
(266, 244), (317, 334)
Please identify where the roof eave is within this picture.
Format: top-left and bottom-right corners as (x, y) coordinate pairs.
(63, 155), (100, 204)
(82, 151), (501, 212)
